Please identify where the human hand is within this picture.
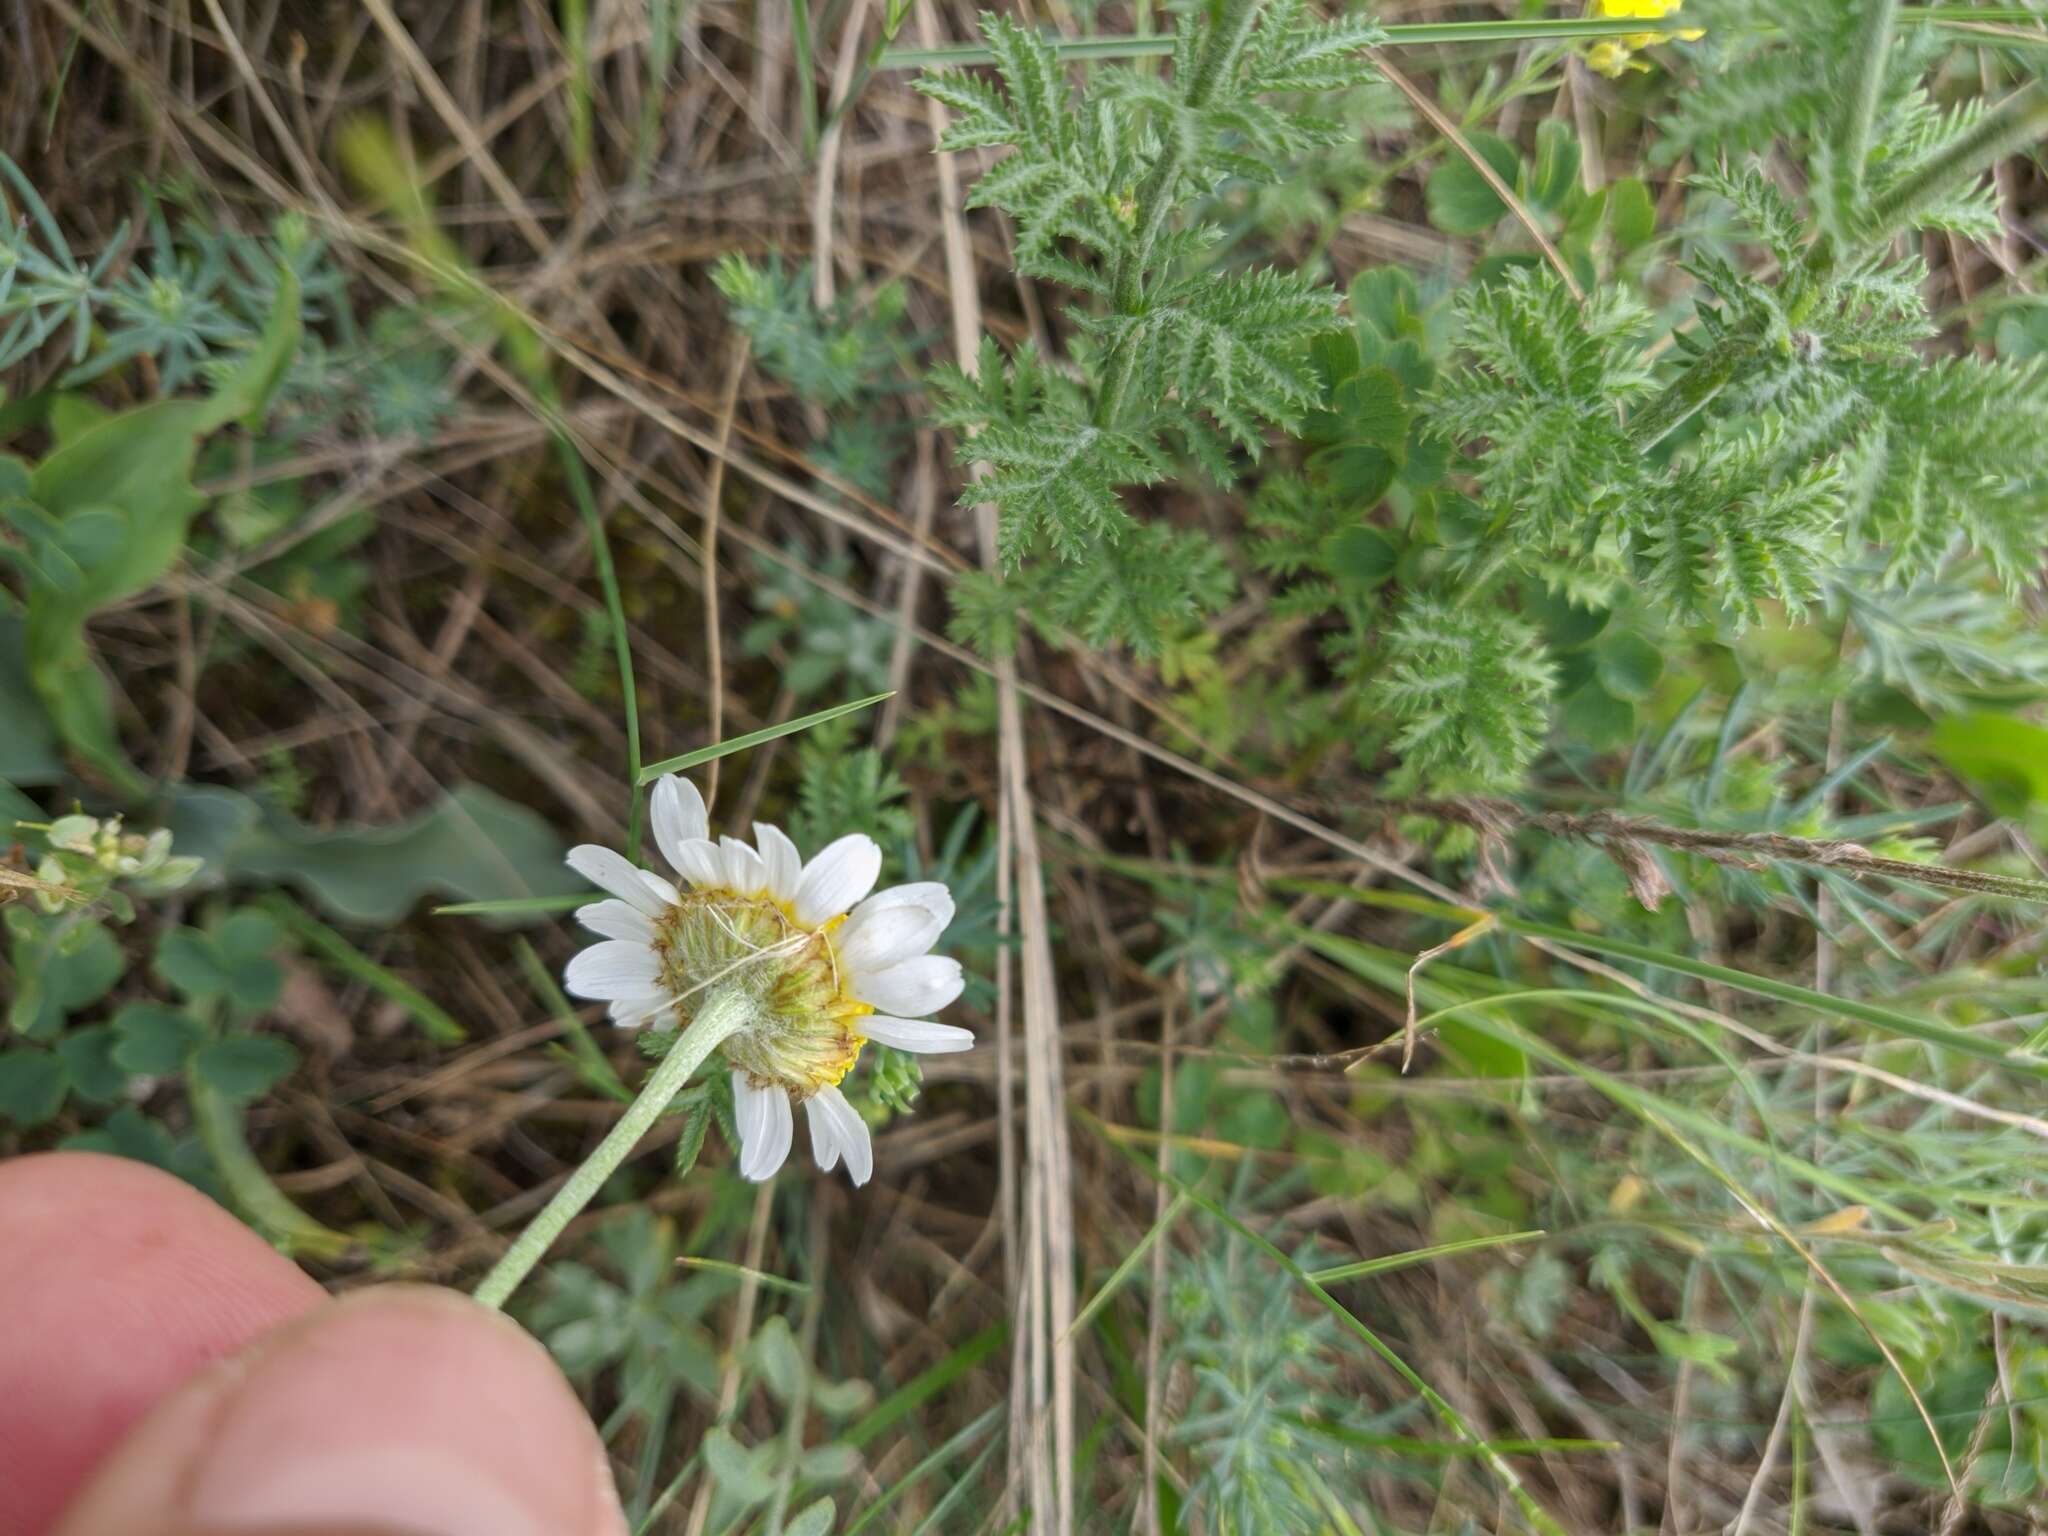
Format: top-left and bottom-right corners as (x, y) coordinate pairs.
(0, 1152), (626, 1536)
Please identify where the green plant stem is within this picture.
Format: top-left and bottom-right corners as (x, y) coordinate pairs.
(553, 428), (645, 861)
(1093, 0), (1266, 430)
(1860, 79), (2048, 241)
(472, 985), (754, 1311)
(1625, 333), (1757, 451)
(1841, 0), (1900, 197)
(877, 8), (2048, 68)
(191, 1071), (355, 1262)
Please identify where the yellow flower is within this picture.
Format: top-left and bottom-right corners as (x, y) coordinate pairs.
(1587, 0), (1700, 76)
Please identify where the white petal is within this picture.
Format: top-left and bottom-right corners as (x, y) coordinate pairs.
(720, 836), (769, 897)
(861, 1015), (976, 1053)
(609, 995), (672, 1029)
(753, 823), (803, 904)
(639, 870), (682, 907)
(838, 903), (945, 980)
(670, 837), (727, 889)
(811, 1086), (872, 1186)
(651, 775), (710, 876)
(853, 956), (965, 1018)
(567, 845), (670, 918)
(793, 834), (882, 927)
(564, 940), (661, 1001)
(740, 1084), (793, 1181)
(749, 822), (804, 904)
(851, 882), (956, 933)
(804, 1095), (841, 1172)
(576, 899), (654, 944)
(734, 1073), (772, 1174)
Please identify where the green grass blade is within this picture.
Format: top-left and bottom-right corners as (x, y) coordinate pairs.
(1501, 915), (2048, 1078)
(878, 6), (2042, 68)
(513, 935), (628, 1101)
(1309, 1228), (1546, 1284)
(843, 1323), (1006, 1450)
(843, 1405), (1003, 1536)
(1065, 1188), (1191, 1341)
(256, 895), (467, 1044)
(1086, 1113), (1570, 1536)
(555, 431), (644, 861)
(637, 691), (894, 783)
(434, 893), (588, 918)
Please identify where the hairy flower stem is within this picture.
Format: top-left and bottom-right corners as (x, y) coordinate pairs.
(1860, 79), (2048, 242)
(473, 985), (754, 1312)
(1093, 0), (1267, 430)
(1839, 0), (1900, 199)
(1625, 332), (1757, 451)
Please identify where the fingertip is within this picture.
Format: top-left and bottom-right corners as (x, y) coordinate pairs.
(57, 1285), (625, 1536)
(0, 1152), (324, 1536)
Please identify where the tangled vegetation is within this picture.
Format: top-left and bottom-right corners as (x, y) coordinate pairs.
(5, 0), (2048, 1531)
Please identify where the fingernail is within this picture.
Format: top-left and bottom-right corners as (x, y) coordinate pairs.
(175, 1288), (615, 1536)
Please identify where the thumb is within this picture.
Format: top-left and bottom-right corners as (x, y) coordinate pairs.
(55, 1285), (625, 1536)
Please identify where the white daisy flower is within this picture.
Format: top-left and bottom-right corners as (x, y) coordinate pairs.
(560, 773), (973, 1187)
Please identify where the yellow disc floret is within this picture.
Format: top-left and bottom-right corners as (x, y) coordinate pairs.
(652, 890), (869, 1097)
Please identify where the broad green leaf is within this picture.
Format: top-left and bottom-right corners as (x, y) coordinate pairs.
(23, 275), (301, 793)
(61, 1103), (183, 1175)
(0, 1048), (67, 1125)
(1607, 175), (1657, 251)
(155, 927), (234, 1001)
(111, 1001), (207, 1074)
(786, 1496), (837, 1536)
(1323, 524), (1398, 590)
(702, 1425), (778, 1503)
(1525, 120), (1581, 214)
(1425, 131), (1523, 236)
(191, 1035), (300, 1103)
(54, 1023), (126, 1104)
(799, 1443), (861, 1482)
(168, 782), (581, 927)
(752, 1314), (806, 1403)
(12, 916), (122, 1039)
(1930, 712), (2048, 840)
(1596, 632), (1665, 700)
(0, 616), (62, 785)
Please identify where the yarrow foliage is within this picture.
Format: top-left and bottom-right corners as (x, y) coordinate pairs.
(917, 0), (1384, 657)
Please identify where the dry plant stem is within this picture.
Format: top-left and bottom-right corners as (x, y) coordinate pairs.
(1370, 48), (1585, 304)
(472, 986), (753, 1312)
(702, 340), (748, 807)
(1404, 799), (2048, 906)
(917, 2), (1074, 1524)
(1139, 988), (1177, 1536)
(682, 1180), (777, 1536)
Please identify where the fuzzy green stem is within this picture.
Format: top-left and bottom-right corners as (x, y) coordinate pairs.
(1625, 333), (1758, 451)
(1840, 0), (1900, 200)
(1093, 0), (1268, 430)
(472, 985), (754, 1312)
(1859, 79), (2048, 243)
